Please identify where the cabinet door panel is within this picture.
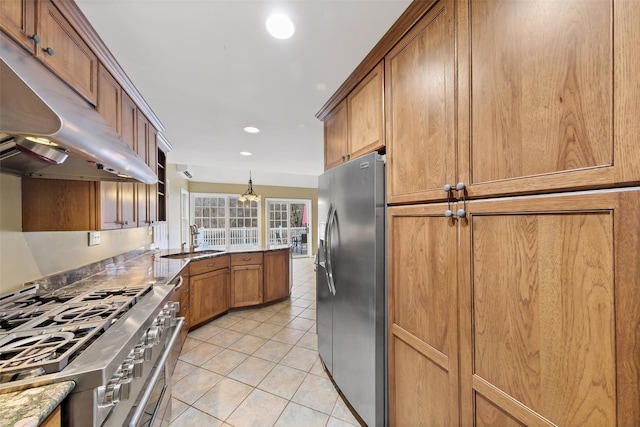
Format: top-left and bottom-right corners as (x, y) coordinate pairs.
(97, 63), (120, 134)
(37, 0), (97, 104)
(0, 0), (35, 51)
(121, 91), (136, 151)
(348, 61), (384, 160)
(120, 182), (136, 228)
(386, 0), (455, 204)
(230, 265), (263, 307)
(190, 269), (229, 327)
(387, 203), (459, 426)
(324, 99), (348, 170)
(458, 191), (640, 426)
(457, 0), (637, 197)
(99, 181), (119, 230)
(263, 250), (290, 303)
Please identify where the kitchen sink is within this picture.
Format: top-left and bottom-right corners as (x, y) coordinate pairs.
(161, 249), (224, 259)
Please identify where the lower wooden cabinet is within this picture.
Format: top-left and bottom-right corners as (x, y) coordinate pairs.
(263, 249), (291, 303)
(190, 268), (228, 327)
(42, 405), (61, 427)
(388, 189), (640, 426)
(230, 264), (263, 307)
(173, 272), (190, 348)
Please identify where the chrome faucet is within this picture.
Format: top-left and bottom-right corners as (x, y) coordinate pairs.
(189, 225), (200, 251)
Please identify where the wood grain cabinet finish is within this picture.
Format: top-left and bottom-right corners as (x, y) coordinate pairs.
(456, 0), (640, 198)
(263, 249), (291, 303)
(173, 273), (190, 347)
(324, 99), (349, 170)
(22, 178), (97, 231)
(120, 91), (137, 152)
(387, 203), (459, 426)
(458, 190), (640, 426)
(0, 0), (36, 52)
(37, 0), (98, 105)
(41, 405), (61, 427)
(99, 181), (136, 230)
(347, 61), (385, 161)
(136, 113), (158, 226)
(189, 255), (230, 277)
(230, 253), (264, 307)
(97, 63), (121, 134)
(385, 0), (456, 204)
(190, 268), (229, 327)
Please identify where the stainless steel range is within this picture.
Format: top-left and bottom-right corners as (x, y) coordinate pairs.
(0, 282), (182, 426)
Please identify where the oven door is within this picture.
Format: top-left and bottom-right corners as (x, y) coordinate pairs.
(127, 318), (184, 427)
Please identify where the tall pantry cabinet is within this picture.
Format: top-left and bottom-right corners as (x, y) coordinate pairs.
(321, 0), (640, 425)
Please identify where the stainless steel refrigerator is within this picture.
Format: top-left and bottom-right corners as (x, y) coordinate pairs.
(316, 152), (386, 427)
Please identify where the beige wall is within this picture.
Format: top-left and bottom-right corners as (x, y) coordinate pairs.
(0, 173), (152, 294)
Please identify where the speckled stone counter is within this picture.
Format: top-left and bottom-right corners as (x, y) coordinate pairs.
(0, 381), (74, 427)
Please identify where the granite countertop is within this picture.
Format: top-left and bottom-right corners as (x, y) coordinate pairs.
(0, 381), (74, 427)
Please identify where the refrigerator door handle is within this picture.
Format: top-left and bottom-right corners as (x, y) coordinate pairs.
(325, 205), (337, 296)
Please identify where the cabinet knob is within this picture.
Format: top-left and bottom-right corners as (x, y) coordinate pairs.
(42, 47), (54, 56)
(341, 155), (346, 161)
(457, 209), (466, 218)
(28, 34), (41, 45)
(456, 182), (466, 191)
(444, 210), (453, 217)
(124, 220), (129, 225)
(443, 184), (452, 192)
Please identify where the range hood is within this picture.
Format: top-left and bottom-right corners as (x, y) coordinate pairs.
(0, 31), (157, 184)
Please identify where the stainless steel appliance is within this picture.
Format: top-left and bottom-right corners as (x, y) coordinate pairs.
(316, 152), (386, 427)
(0, 283), (181, 426)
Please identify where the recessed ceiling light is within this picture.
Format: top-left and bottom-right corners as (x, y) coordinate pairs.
(243, 126), (260, 134)
(266, 13), (295, 39)
(240, 151), (252, 156)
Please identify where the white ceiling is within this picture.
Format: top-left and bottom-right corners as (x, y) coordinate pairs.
(75, 0), (411, 188)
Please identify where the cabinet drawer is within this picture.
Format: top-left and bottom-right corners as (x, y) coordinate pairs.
(189, 255), (229, 276)
(231, 253), (263, 266)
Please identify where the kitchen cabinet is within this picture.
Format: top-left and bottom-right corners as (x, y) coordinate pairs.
(97, 63), (121, 134)
(121, 91), (136, 152)
(324, 99), (348, 170)
(387, 202), (459, 426)
(42, 405), (61, 427)
(388, 189), (640, 426)
(189, 255), (230, 328)
(136, 112), (158, 227)
(22, 178), (97, 231)
(157, 148), (166, 221)
(230, 253), (263, 307)
(347, 61), (384, 162)
(263, 249), (291, 303)
(99, 181), (136, 230)
(0, 0), (36, 52)
(37, 0), (98, 105)
(385, 0), (455, 205)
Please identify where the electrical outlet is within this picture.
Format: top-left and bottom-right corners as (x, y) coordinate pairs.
(88, 231), (101, 246)
(148, 226), (153, 236)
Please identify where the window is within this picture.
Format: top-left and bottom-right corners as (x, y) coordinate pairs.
(190, 193), (261, 248)
(266, 198), (312, 257)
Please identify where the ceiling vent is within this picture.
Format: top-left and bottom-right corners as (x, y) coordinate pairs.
(176, 164), (192, 179)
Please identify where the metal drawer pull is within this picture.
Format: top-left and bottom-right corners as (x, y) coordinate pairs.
(207, 263), (215, 267)
(242, 257), (252, 261)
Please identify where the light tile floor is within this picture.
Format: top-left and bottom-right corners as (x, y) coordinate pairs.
(170, 257), (361, 427)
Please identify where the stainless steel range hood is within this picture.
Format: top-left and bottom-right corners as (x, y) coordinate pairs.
(0, 31), (157, 184)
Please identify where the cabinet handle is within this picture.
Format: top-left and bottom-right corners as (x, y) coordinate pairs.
(457, 209), (466, 218)
(242, 257), (252, 261)
(445, 210), (454, 218)
(28, 34), (41, 45)
(124, 220), (128, 225)
(207, 263), (215, 267)
(456, 182), (466, 191)
(443, 184), (452, 192)
(341, 155), (346, 160)
(42, 47), (54, 56)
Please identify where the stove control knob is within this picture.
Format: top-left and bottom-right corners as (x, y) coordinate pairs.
(121, 360), (135, 378)
(118, 377), (132, 401)
(103, 382), (121, 405)
(146, 326), (162, 345)
(132, 359), (144, 377)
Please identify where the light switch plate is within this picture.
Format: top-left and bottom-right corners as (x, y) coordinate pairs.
(88, 231), (101, 246)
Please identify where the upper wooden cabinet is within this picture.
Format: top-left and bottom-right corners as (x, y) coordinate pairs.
(386, 1), (455, 204)
(37, 0), (98, 105)
(0, 0), (36, 52)
(324, 99), (348, 170)
(99, 181), (136, 230)
(348, 61), (385, 161)
(455, 0), (640, 199)
(323, 62), (385, 171)
(121, 91), (136, 152)
(97, 63), (121, 133)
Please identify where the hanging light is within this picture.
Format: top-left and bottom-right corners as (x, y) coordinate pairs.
(239, 170), (261, 202)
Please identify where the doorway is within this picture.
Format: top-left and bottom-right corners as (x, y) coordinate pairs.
(266, 199), (312, 257)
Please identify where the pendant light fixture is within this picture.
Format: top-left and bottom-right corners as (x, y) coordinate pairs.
(239, 170), (261, 202)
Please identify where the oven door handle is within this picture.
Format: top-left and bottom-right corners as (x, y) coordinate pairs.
(127, 317), (184, 427)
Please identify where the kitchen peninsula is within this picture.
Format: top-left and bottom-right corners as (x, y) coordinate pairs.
(0, 245), (292, 425)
